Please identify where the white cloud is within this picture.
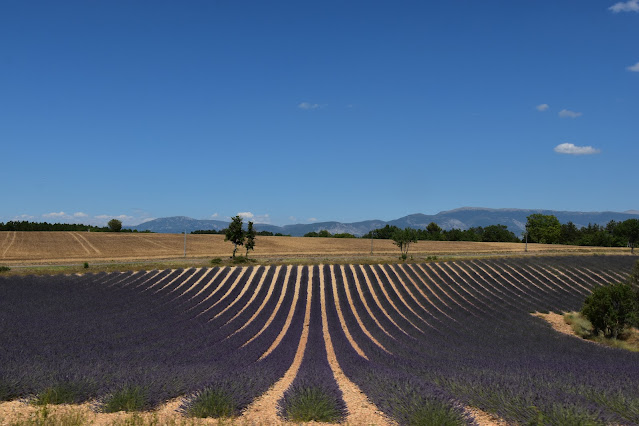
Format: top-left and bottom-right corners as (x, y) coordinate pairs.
(536, 104), (549, 111)
(237, 212), (254, 219)
(13, 214), (35, 220)
(43, 211), (67, 218)
(609, 0), (639, 12)
(308, 217), (318, 222)
(73, 212), (88, 218)
(298, 102), (321, 110)
(554, 143), (601, 155)
(210, 213), (219, 218)
(558, 109), (582, 118)
(627, 62), (639, 72)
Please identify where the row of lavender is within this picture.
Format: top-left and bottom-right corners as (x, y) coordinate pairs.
(325, 256), (639, 424)
(1, 255), (637, 424)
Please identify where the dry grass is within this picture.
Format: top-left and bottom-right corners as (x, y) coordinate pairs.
(0, 231), (632, 276)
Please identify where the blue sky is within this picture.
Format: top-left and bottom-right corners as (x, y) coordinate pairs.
(1, 1), (638, 226)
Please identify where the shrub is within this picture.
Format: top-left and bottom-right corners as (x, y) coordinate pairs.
(0, 266), (10, 273)
(83, 262), (89, 269)
(283, 386), (343, 423)
(102, 386), (148, 413)
(33, 383), (83, 405)
(581, 283), (639, 339)
(210, 258), (222, 265)
(186, 388), (236, 418)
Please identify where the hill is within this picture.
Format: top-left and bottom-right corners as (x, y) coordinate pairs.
(128, 208), (639, 236)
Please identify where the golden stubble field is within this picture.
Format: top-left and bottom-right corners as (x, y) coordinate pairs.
(0, 231), (630, 266)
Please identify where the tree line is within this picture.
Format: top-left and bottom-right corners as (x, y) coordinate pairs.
(0, 220), (146, 233)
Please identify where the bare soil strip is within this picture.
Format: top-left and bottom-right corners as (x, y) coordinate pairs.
(392, 264), (459, 324)
(170, 267), (213, 298)
(166, 267), (203, 295)
(348, 265), (395, 340)
(201, 267), (252, 320)
(448, 262), (517, 311)
(500, 263), (557, 294)
(339, 265), (391, 354)
(367, 265), (423, 334)
(466, 405), (510, 426)
(147, 269), (189, 293)
(259, 266), (303, 360)
(468, 261), (526, 301)
(329, 265), (368, 359)
(213, 267), (261, 319)
(429, 263), (487, 314)
(1, 231), (16, 259)
(184, 267), (226, 303)
(69, 232), (93, 255)
(241, 266), (291, 347)
(240, 270), (312, 424)
(534, 265), (592, 294)
(225, 265), (275, 327)
(74, 232), (102, 255)
(413, 264), (477, 317)
(378, 265), (434, 330)
(580, 267), (617, 285)
(319, 265), (394, 426)
(478, 261), (546, 305)
(231, 266), (284, 338)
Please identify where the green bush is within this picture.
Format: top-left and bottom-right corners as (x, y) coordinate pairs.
(102, 386), (148, 413)
(83, 262), (89, 269)
(283, 387), (343, 423)
(581, 283), (639, 339)
(210, 258), (222, 265)
(33, 383), (83, 405)
(0, 266), (10, 273)
(186, 388), (236, 418)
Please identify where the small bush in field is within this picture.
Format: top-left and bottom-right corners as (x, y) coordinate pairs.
(186, 388), (236, 418)
(581, 283), (638, 339)
(102, 386), (148, 413)
(0, 266), (10, 273)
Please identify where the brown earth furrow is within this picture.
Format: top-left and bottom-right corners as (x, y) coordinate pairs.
(225, 265), (276, 328)
(580, 267), (619, 284)
(187, 267), (238, 314)
(103, 271), (143, 288)
(447, 262), (517, 311)
(360, 265), (418, 336)
(516, 264), (580, 297)
(1, 231), (16, 258)
(476, 261), (546, 305)
(169, 268), (215, 299)
(468, 261), (527, 302)
(258, 266), (303, 360)
(329, 265), (368, 359)
(241, 266), (291, 347)
(213, 267), (261, 319)
(429, 263), (487, 313)
(320, 265), (393, 425)
(557, 266), (610, 293)
(184, 267), (227, 303)
(240, 270), (312, 424)
(500, 263), (559, 295)
(147, 269), (190, 293)
(200, 267), (252, 320)
(391, 264), (459, 324)
(435, 263), (499, 315)
(69, 232), (92, 255)
(230, 266), (284, 338)
(413, 264), (477, 317)
(165, 268), (204, 296)
(74, 232), (101, 254)
(339, 265), (391, 354)
(532, 265), (592, 294)
(375, 265), (430, 332)
(348, 264), (396, 340)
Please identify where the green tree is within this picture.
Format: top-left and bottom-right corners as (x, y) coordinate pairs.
(581, 282), (639, 338)
(481, 224), (519, 243)
(108, 219), (122, 232)
(392, 228), (418, 260)
(225, 216), (245, 258)
(525, 214), (561, 244)
(426, 222), (442, 240)
(245, 221), (256, 258)
(615, 218), (639, 254)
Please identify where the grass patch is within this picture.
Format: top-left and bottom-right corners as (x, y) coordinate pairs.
(283, 386), (344, 423)
(210, 258), (222, 265)
(33, 383), (84, 405)
(396, 399), (466, 426)
(564, 311), (639, 352)
(102, 386), (148, 413)
(186, 388), (236, 419)
(9, 404), (88, 426)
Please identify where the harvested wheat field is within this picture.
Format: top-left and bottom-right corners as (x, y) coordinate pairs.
(0, 231), (629, 265)
(1, 256), (639, 425)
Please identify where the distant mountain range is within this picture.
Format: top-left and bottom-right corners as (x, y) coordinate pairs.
(127, 207), (639, 237)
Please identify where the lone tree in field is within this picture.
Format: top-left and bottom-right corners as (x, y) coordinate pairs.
(581, 282), (639, 339)
(107, 219), (122, 232)
(392, 228), (418, 261)
(615, 219), (639, 254)
(525, 213), (561, 244)
(225, 216), (245, 258)
(245, 221), (256, 258)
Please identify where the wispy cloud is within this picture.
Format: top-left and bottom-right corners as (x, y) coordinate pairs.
(73, 212), (88, 218)
(558, 109), (582, 118)
(297, 102), (322, 110)
(210, 213), (219, 218)
(627, 62), (639, 72)
(554, 143), (601, 155)
(43, 211), (68, 218)
(308, 217), (318, 222)
(536, 104), (549, 112)
(236, 212), (270, 224)
(609, 0), (639, 12)
(237, 212), (254, 219)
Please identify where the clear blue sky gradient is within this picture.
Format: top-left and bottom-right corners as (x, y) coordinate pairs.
(2, 1), (637, 226)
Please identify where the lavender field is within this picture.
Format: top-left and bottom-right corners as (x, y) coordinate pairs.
(1, 255), (638, 425)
